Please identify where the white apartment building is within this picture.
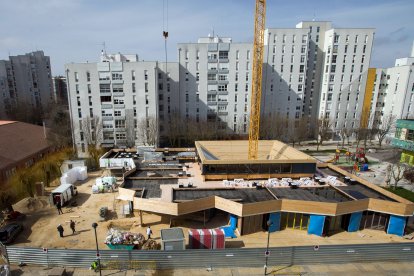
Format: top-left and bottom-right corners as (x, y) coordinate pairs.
(65, 52), (174, 157)
(0, 51), (54, 118)
(370, 43), (414, 127)
(317, 28), (375, 131)
(178, 36), (252, 133)
(67, 21), (379, 156)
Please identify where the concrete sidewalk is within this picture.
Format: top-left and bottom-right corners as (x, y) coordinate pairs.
(8, 261), (414, 275)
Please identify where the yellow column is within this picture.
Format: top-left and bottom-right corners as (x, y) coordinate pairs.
(360, 68), (376, 128)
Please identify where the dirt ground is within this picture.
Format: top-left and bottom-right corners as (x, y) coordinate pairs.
(9, 171), (414, 250)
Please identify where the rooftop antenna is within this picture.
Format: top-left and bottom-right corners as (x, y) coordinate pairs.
(102, 42), (107, 55)
(163, 0), (169, 73)
(312, 12), (316, 21)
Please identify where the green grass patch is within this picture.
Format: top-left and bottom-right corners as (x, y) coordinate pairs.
(385, 187), (414, 203)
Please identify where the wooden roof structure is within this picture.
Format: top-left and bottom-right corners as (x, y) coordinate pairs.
(195, 140), (316, 164)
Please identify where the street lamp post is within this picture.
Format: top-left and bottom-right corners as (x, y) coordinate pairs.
(92, 222), (102, 276)
(264, 220), (273, 275)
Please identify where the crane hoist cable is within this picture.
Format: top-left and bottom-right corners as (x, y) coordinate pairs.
(163, 0), (169, 73)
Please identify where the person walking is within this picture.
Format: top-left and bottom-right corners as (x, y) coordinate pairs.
(146, 226), (152, 240)
(56, 201), (63, 215)
(70, 220), (76, 234)
(57, 224), (64, 237)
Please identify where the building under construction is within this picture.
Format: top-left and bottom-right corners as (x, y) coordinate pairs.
(102, 140), (414, 238)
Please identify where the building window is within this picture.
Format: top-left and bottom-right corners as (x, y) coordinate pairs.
(145, 83), (148, 92)
(112, 73), (123, 80)
(89, 96), (92, 106)
(112, 84), (123, 93)
(78, 108), (82, 118)
(218, 84), (228, 92)
(86, 72), (90, 82)
(144, 70), (148, 80)
(75, 72), (79, 82)
(88, 84), (91, 94)
(132, 70), (135, 81)
(77, 97), (81, 106)
(89, 108), (93, 117)
(132, 83), (136, 93)
(114, 110), (121, 116)
(76, 84), (79, 94)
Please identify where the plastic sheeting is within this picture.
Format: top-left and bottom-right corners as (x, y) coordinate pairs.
(268, 213), (281, 233)
(308, 215), (325, 236)
(60, 166), (88, 184)
(348, 212), (363, 232)
(387, 215), (406, 236)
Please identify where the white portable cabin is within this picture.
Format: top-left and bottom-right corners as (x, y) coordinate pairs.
(50, 184), (76, 206)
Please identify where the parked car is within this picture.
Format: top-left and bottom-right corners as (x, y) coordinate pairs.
(0, 223), (23, 245)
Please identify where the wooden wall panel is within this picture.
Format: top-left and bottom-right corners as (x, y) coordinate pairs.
(368, 199), (414, 216)
(177, 197), (215, 215)
(281, 200), (337, 215)
(214, 197), (243, 216)
(134, 198), (178, 216)
(336, 199), (369, 215)
(242, 200), (282, 216)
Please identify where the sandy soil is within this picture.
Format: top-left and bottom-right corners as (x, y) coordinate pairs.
(9, 171), (414, 250)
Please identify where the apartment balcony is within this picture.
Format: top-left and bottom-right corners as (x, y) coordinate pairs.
(114, 116), (125, 120)
(99, 79), (111, 84)
(217, 91), (228, 95)
(218, 80), (229, 85)
(208, 59), (218, 63)
(208, 80), (218, 85)
(218, 111), (228, 116)
(100, 92), (111, 96)
(114, 104), (125, 109)
(115, 127), (126, 132)
(392, 138), (414, 151)
(207, 101), (217, 106)
(219, 58), (229, 63)
(101, 103), (113, 109)
(207, 90), (217, 95)
(103, 128), (114, 132)
(217, 101), (228, 105)
(208, 69), (218, 74)
(218, 69), (229, 74)
(112, 79), (124, 84)
(113, 92), (125, 97)
(102, 116), (114, 121)
(102, 139), (114, 144)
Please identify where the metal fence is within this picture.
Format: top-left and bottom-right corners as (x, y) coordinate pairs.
(3, 243), (414, 270)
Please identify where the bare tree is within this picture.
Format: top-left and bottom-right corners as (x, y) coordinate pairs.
(390, 162), (407, 189)
(44, 103), (72, 149)
(137, 116), (158, 146)
(339, 126), (352, 148)
(316, 117), (333, 150)
(82, 115), (103, 168)
(295, 117), (310, 146)
(125, 109), (136, 148)
(376, 114), (396, 148)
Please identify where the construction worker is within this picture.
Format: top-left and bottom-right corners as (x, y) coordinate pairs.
(70, 220), (76, 234)
(147, 226), (153, 240)
(56, 201), (63, 215)
(57, 224), (64, 237)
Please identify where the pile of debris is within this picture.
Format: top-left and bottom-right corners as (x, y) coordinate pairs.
(105, 228), (146, 247)
(142, 239), (161, 250)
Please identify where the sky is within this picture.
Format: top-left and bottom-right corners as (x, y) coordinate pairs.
(0, 0), (413, 75)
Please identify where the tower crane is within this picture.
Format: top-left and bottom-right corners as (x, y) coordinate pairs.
(248, 0), (266, 160)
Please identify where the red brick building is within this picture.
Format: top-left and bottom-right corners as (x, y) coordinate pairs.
(0, 121), (52, 185)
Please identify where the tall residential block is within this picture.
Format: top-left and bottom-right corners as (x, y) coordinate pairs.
(370, 43), (414, 129)
(0, 51), (54, 118)
(65, 52), (178, 157)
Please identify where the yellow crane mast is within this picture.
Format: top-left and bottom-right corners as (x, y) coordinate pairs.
(248, 0), (266, 160)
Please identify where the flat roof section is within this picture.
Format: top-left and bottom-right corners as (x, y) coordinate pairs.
(195, 140), (316, 164)
(173, 188), (276, 203)
(269, 187), (351, 203)
(338, 184), (397, 202)
(123, 179), (178, 198)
